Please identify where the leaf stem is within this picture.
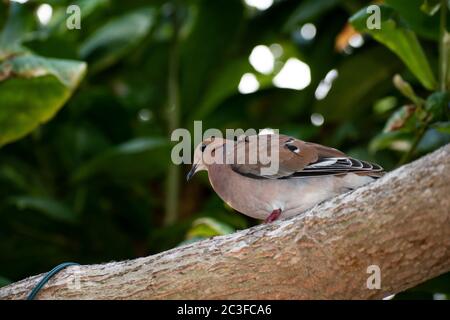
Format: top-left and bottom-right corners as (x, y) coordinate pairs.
(398, 118), (430, 165)
(401, 1), (448, 165)
(164, 3), (181, 226)
(439, 0), (448, 92)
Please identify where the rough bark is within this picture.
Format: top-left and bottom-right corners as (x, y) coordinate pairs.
(1, 144), (449, 300)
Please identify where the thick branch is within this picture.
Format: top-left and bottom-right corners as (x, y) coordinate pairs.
(1, 144), (450, 300)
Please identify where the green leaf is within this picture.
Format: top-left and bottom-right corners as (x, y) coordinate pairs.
(385, 0), (447, 39)
(186, 217), (235, 239)
(72, 137), (169, 182)
(71, 0), (108, 18)
(80, 7), (156, 72)
(0, 2), (32, 47)
(0, 2), (33, 60)
(350, 5), (437, 90)
(0, 157), (46, 194)
(431, 121), (450, 133)
(374, 96), (398, 114)
(425, 91), (449, 120)
(0, 54), (86, 147)
(383, 105), (418, 132)
(369, 130), (413, 153)
(1, 54), (86, 88)
(393, 74), (425, 106)
(8, 195), (78, 224)
(420, 0), (442, 15)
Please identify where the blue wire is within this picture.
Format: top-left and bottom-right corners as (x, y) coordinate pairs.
(27, 262), (80, 300)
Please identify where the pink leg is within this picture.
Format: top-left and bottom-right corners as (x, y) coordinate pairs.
(265, 209), (282, 223)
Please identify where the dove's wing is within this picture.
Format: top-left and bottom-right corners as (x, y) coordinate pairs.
(230, 134), (383, 179)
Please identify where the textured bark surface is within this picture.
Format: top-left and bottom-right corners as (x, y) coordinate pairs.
(1, 144), (450, 300)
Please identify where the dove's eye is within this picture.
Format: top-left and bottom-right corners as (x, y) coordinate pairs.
(200, 144), (207, 152)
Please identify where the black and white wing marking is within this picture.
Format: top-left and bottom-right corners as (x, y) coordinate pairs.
(287, 157), (384, 178)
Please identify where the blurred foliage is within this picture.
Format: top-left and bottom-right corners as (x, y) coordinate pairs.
(0, 0), (448, 299)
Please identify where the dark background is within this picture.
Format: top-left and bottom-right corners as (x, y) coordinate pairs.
(0, 0), (449, 299)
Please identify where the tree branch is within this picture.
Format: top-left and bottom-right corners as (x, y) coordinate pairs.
(1, 144), (450, 300)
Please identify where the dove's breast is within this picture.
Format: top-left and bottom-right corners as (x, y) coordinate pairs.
(207, 164), (375, 220)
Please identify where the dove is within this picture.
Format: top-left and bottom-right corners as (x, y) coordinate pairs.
(186, 134), (384, 223)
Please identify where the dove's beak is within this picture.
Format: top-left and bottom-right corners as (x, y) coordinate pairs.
(186, 164), (198, 181)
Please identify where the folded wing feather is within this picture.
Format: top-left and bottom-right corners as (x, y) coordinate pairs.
(229, 134), (384, 179)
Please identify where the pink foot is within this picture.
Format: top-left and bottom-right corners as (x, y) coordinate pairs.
(265, 209), (282, 223)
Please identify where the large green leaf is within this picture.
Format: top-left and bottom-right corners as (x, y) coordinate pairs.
(8, 195), (78, 224)
(0, 54), (86, 147)
(0, 2), (33, 48)
(177, 217), (235, 246)
(0, 2), (33, 61)
(80, 7), (156, 72)
(350, 5), (437, 90)
(72, 137), (170, 182)
(385, 0), (448, 40)
(180, 0), (244, 112)
(186, 217), (235, 239)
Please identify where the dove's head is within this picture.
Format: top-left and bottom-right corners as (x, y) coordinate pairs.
(186, 136), (228, 181)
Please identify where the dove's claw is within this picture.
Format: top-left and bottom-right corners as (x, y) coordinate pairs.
(265, 209), (282, 223)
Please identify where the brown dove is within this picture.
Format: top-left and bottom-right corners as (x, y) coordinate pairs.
(187, 134), (383, 222)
